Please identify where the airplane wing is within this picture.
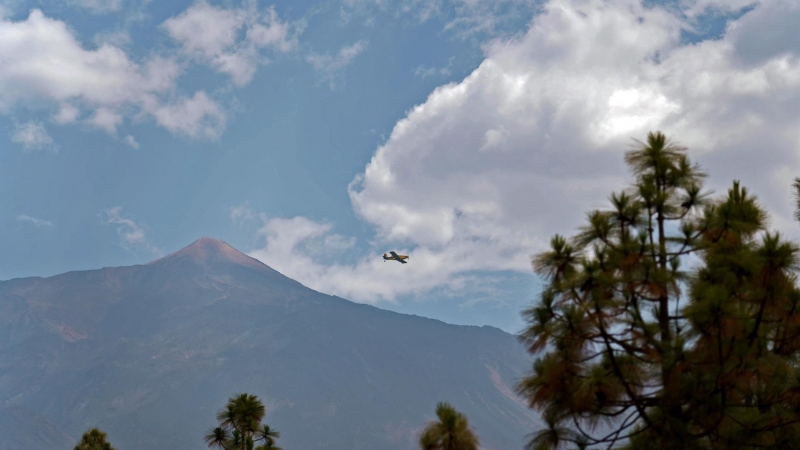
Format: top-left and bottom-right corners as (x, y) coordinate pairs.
(389, 251), (408, 264)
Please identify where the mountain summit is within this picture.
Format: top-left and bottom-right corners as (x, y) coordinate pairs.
(0, 238), (538, 450)
(147, 237), (269, 271)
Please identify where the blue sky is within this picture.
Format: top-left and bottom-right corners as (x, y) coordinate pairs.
(1, 0), (796, 333)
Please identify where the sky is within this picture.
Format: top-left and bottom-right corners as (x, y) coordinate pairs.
(1, 0), (796, 333)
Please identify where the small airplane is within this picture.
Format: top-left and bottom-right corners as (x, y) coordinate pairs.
(383, 251), (409, 264)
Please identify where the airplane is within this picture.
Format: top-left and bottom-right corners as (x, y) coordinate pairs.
(383, 251), (408, 264)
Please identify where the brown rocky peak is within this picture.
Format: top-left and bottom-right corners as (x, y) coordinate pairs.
(147, 237), (267, 270)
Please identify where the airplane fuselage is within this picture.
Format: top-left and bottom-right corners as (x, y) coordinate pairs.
(383, 252), (408, 263)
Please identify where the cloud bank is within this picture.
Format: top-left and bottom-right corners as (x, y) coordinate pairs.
(163, 0), (297, 86)
(0, 1), (299, 143)
(252, 0), (800, 305)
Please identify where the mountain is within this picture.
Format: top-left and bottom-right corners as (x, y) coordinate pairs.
(0, 406), (74, 449)
(0, 238), (540, 450)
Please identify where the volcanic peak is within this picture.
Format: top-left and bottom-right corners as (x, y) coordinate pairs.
(147, 237), (267, 271)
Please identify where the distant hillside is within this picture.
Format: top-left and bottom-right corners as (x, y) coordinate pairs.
(0, 406), (74, 449)
(0, 238), (540, 450)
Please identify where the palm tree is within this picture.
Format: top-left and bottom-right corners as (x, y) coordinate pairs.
(73, 428), (116, 450)
(420, 431), (440, 450)
(793, 177), (800, 222)
(204, 427), (231, 450)
(255, 424), (282, 450)
(419, 402), (479, 450)
(206, 393), (279, 450)
(230, 393), (265, 430)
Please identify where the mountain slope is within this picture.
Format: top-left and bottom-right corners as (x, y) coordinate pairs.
(0, 238), (539, 450)
(0, 406), (74, 450)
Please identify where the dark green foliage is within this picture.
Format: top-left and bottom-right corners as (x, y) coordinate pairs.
(519, 131), (800, 449)
(419, 402), (480, 450)
(74, 428), (116, 450)
(205, 393), (282, 450)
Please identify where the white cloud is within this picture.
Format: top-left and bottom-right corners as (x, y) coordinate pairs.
(322, 234), (356, 252)
(162, 1), (297, 86)
(71, 0), (124, 14)
(53, 103), (80, 124)
(352, 0), (800, 258)
(148, 91), (226, 139)
(0, 9), (225, 139)
(17, 214), (53, 227)
(259, 0), (800, 304)
(680, 0), (759, 18)
(249, 215), (526, 303)
(103, 206), (161, 255)
(93, 29), (132, 48)
(124, 134), (139, 148)
(413, 63), (451, 79)
(11, 121), (57, 152)
(230, 202), (254, 225)
(401, 0), (443, 23)
(306, 40), (368, 87)
(343, 0), (538, 37)
(443, 0), (539, 37)
(88, 107), (123, 134)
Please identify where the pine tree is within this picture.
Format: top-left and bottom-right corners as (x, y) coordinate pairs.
(519, 131), (800, 449)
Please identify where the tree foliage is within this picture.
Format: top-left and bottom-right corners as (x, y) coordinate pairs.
(419, 402), (480, 450)
(204, 393), (282, 450)
(73, 428), (116, 450)
(519, 131), (800, 449)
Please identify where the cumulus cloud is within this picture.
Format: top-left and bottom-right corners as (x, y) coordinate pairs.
(11, 121), (57, 152)
(351, 0), (800, 252)
(17, 214), (53, 227)
(249, 215), (523, 303)
(103, 206), (161, 255)
(254, 0), (800, 304)
(249, 215), (476, 303)
(306, 40), (368, 88)
(148, 91), (226, 139)
(162, 0), (298, 86)
(0, 9), (225, 139)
